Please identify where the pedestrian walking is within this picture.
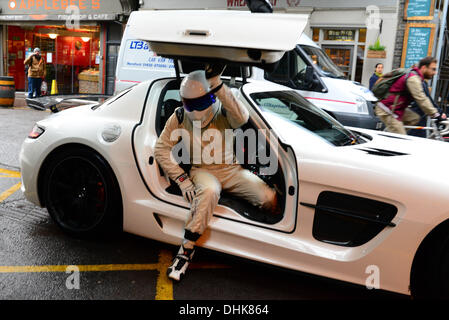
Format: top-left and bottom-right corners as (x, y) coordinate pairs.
(369, 63), (383, 90)
(24, 48), (46, 98)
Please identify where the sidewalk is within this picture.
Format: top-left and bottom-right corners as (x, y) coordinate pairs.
(13, 92), (27, 108)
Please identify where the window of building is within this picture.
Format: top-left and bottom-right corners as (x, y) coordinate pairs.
(312, 28), (320, 42)
(323, 29), (356, 41)
(313, 28), (367, 82)
(6, 25), (101, 94)
(358, 28), (366, 43)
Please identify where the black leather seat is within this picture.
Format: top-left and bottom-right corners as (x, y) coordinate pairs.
(162, 99), (183, 128)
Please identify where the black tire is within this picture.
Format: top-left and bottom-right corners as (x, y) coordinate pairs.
(42, 146), (122, 238)
(411, 229), (449, 299)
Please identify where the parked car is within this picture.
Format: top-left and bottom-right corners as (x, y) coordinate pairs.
(115, 11), (381, 130)
(20, 10), (449, 298)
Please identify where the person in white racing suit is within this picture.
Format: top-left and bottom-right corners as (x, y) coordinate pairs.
(154, 65), (281, 281)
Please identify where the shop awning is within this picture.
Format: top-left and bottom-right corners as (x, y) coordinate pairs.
(0, 14), (117, 21)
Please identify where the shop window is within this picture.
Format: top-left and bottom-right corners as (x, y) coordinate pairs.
(324, 46), (352, 78)
(7, 25), (101, 94)
(358, 28), (367, 43)
(355, 45), (365, 83)
(323, 29), (355, 42)
(312, 28), (320, 42)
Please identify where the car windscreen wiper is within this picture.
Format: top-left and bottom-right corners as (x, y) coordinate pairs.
(340, 138), (356, 146)
(339, 133), (361, 146)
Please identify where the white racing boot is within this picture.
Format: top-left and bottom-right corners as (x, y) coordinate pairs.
(167, 245), (195, 281)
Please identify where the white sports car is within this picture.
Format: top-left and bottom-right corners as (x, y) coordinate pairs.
(20, 10), (449, 298)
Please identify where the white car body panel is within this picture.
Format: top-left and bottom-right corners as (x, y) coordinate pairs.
(127, 10), (307, 51)
(19, 10), (449, 297)
(20, 78), (449, 296)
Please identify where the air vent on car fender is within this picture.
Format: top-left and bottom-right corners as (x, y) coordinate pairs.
(302, 191), (397, 247)
(356, 147), (408, 156)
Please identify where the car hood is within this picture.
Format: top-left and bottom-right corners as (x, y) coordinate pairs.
(347, 127), (449, 161)
(263, 114), (449, 222)
(263, 111), (449, 175)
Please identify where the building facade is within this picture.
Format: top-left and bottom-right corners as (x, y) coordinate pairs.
(1, 0), (445, 96)
(0, 0), (137, 95)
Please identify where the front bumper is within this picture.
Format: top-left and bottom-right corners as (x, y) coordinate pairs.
(19, 138), (45, 207)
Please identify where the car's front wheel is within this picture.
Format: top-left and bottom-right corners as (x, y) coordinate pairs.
(411, 224), (449, 298)
(42, 146), (122, 238)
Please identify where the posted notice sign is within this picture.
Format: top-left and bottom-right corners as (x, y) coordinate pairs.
(404, 0), (435, 20)
(401, 23), (436, 68)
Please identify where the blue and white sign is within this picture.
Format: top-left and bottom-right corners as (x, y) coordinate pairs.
(122, 40), (175, 71)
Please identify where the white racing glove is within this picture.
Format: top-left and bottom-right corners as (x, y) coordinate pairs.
(176, 173), (196, 203)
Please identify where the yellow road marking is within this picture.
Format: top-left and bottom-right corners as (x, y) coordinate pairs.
(0, 264), (159, 273)
(0, 182), (21, 203)
(155, 249), (174, 300)
(12, 107), (50, 112)
(0, 168), (21, 178)
(0, 168), (229, 300)
(0, 250), (231, 300)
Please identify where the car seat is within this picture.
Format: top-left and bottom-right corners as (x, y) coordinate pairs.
(162, 99), (183, 129)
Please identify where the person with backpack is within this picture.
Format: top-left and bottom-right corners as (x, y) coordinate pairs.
(373, 56), (446, 135)
(24, 48), (46, 98)
(408, 81), (443, 137)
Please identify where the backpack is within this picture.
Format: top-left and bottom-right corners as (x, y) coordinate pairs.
(371, 68), (413, 101)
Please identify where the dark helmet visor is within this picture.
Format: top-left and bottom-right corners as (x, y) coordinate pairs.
(182, 93), (216, 112)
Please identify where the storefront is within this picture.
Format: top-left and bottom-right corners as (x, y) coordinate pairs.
(0, 0), (137, 95)
(311, 28), (367, 82)
(5, 24), (102, 94)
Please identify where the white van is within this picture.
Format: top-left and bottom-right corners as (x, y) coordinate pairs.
(115, 15), (381, 130)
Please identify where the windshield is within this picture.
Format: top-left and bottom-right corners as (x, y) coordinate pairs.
(301, 45), (346, 79)
(249, 90), (362, 146)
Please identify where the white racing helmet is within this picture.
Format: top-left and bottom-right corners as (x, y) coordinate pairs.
(180, 70), (219, 128)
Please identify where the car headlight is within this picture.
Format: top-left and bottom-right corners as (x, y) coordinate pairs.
(355, 97), (369, 115)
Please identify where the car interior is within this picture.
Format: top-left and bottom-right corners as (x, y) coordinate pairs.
(154, 70), (287, 225)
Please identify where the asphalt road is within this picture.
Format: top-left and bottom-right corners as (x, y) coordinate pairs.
(0, 105), (409, 301)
